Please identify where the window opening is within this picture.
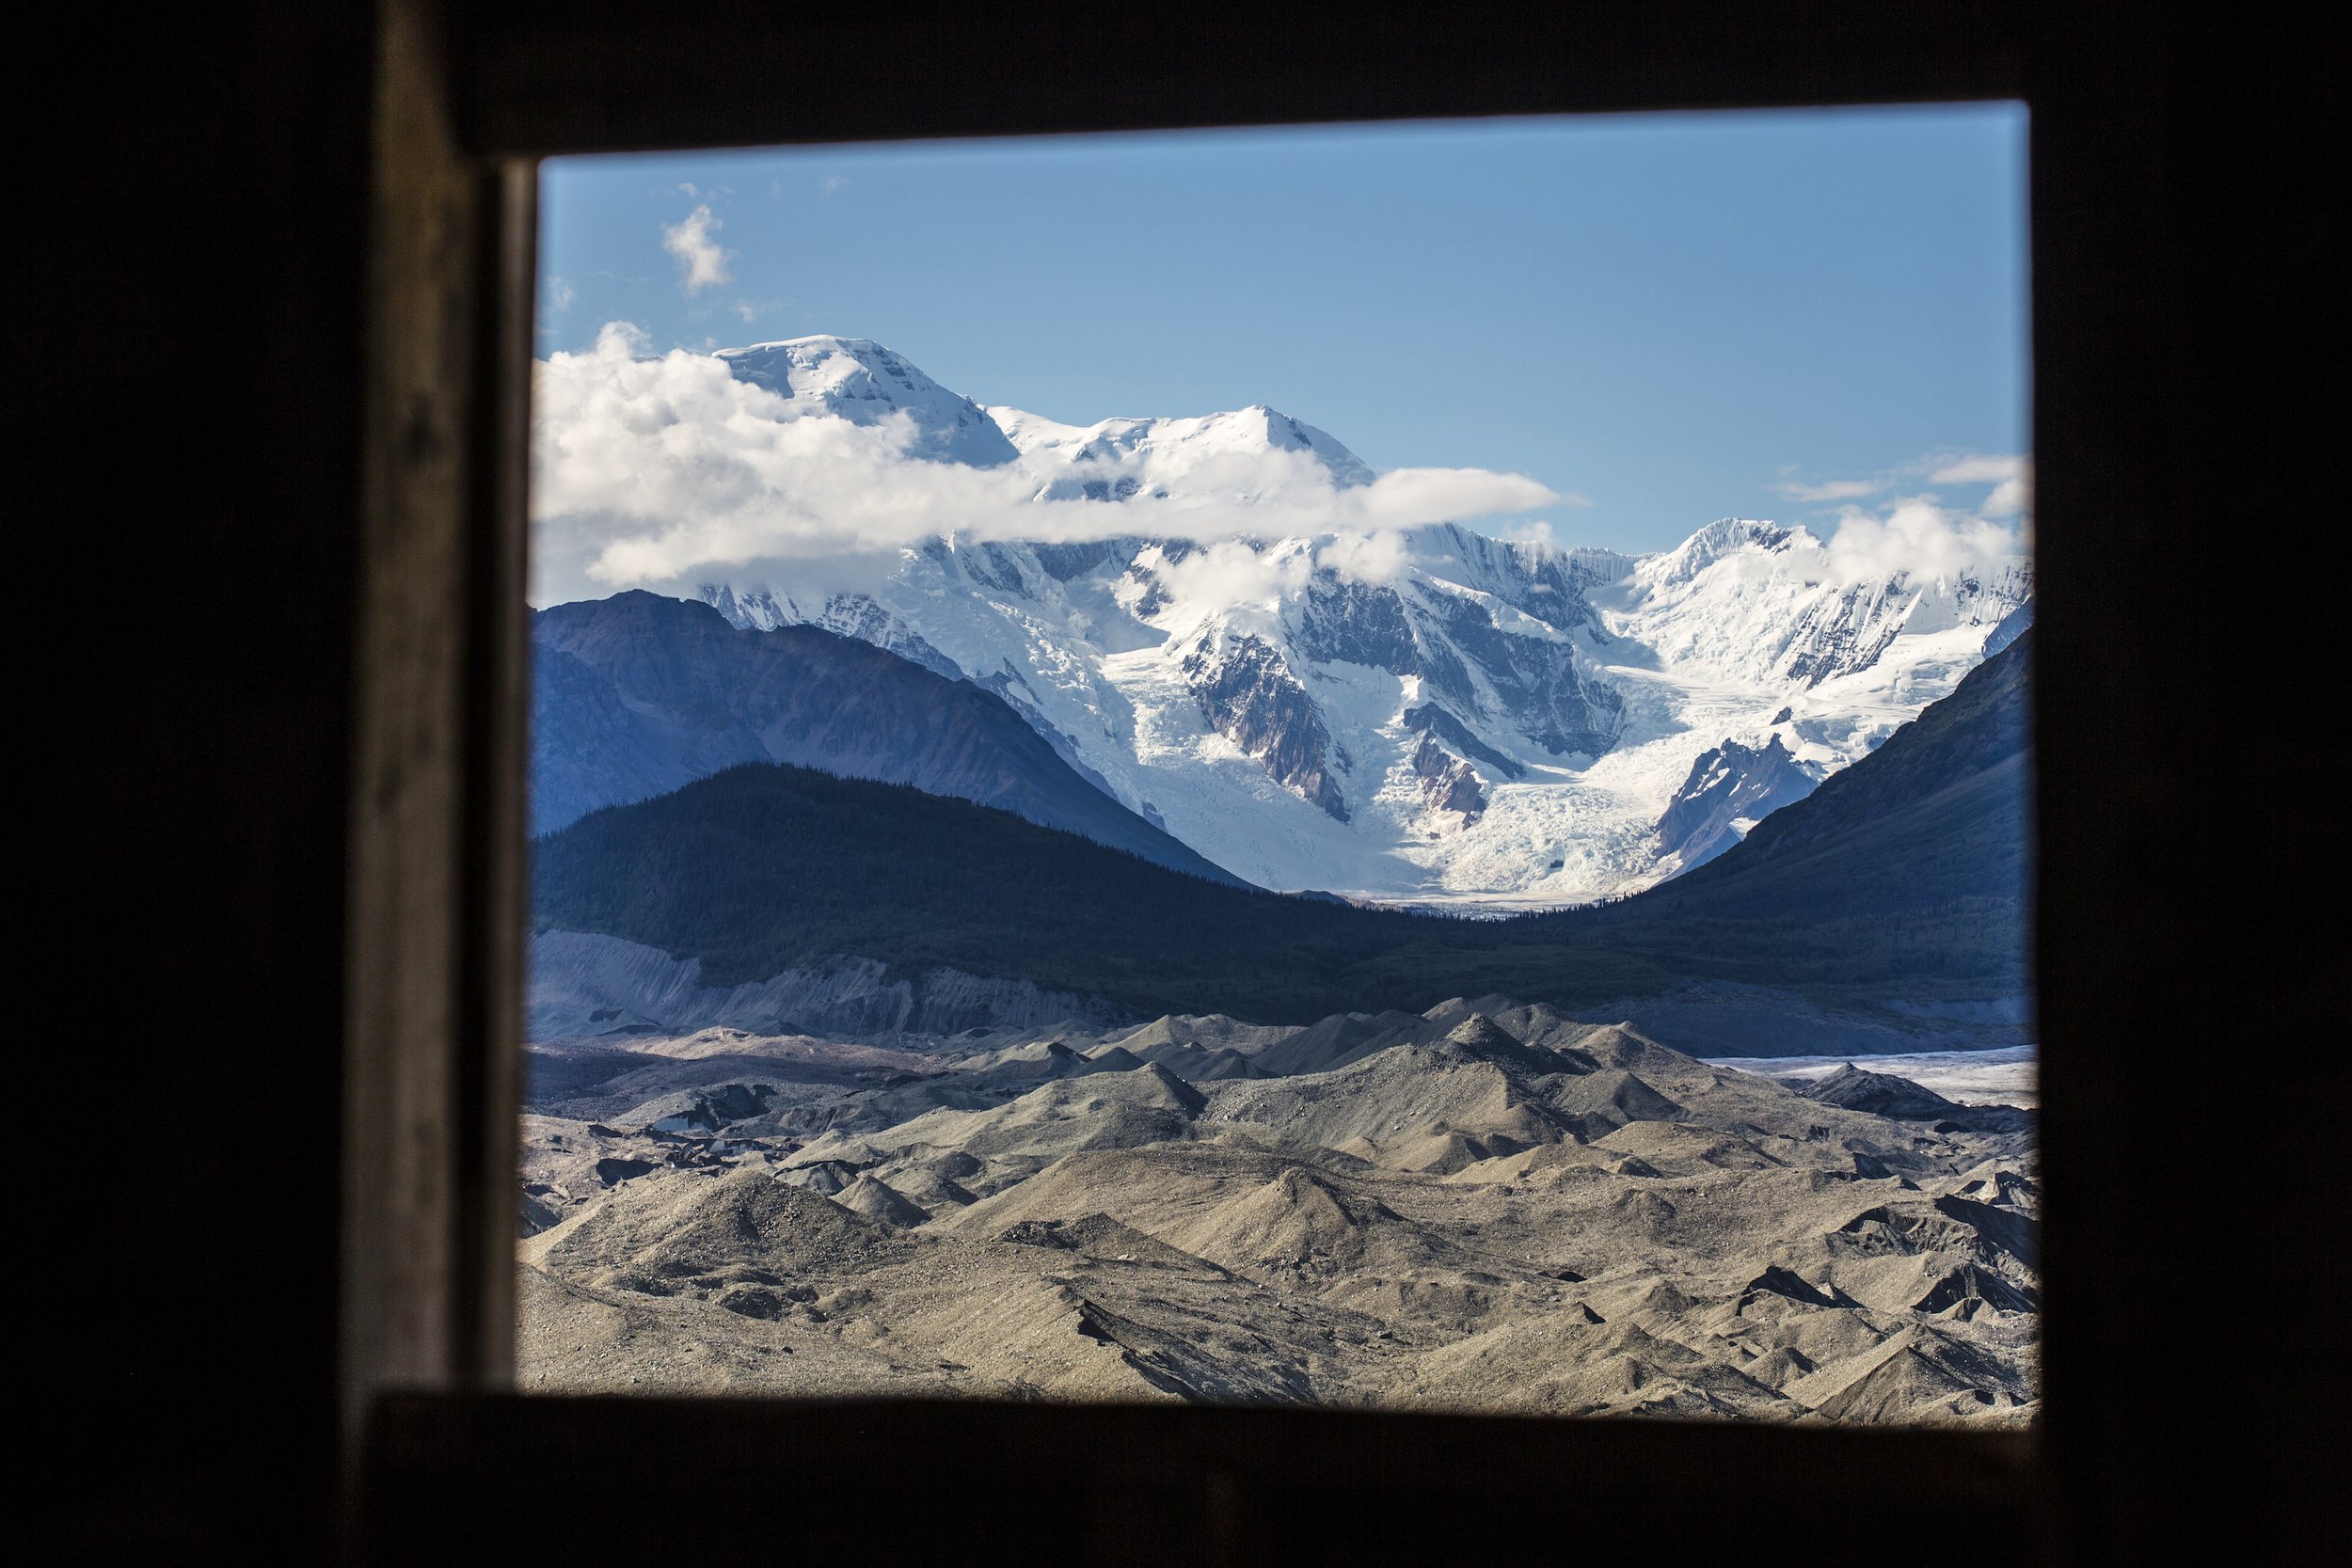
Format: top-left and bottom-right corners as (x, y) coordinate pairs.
(517, 107), (2037, 1421)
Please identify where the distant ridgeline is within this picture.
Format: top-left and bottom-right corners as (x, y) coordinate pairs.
(532, 631), (2032, 1029)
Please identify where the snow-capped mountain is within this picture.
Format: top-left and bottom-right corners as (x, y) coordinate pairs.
(993, 403), (1376, 495)
(683, 337), (2026, 905)
(713, 336), (1018, 467)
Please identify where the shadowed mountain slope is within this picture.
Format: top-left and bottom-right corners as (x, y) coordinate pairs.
(1646, 628), (2030, 920)
(532, 634), (2029, 1026)
(532, 591), (1245, 886)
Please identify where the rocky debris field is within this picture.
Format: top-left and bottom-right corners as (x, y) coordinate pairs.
(518, 999), (2037, 1422)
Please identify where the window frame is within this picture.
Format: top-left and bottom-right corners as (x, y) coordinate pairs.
(343, 2), (2167, 1556)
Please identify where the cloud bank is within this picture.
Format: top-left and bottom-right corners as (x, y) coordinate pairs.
(529, 326), (2026, 610)
(529, 326), (1569, 606)
(1820, 496), (2020, 585)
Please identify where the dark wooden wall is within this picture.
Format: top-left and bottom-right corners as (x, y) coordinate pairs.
(36, 4), (376, 1559)
(25, 1), (2344, 1561)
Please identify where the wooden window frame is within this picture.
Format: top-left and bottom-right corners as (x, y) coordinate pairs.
(339, 3), (2320, 1559)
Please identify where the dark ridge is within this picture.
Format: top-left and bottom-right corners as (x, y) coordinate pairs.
(1403, 704), (1528, 780)
(532, 633), (2031, 1022)
(532, 590), (1248, 887)
(1657, 630), (2030, 911)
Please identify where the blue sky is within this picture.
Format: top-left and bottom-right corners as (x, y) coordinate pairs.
(539, 104), (2026, 556)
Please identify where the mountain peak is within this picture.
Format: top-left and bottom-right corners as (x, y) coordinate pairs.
(1645, 517), (1803, 586)
(1228, 404), (1374, 483)
(713, 336), (1018, 467)
(990, 401), (1375, 491)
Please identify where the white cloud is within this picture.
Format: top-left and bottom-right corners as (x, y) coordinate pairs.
(596, 320), (653, 356)
(1152, 538), (1313, 610)
(821, 174), (850, 197)
(1315, 529), (1414, 584)
(1487, 519), (1558, 547)
(1929, 453), (2019, 485)
(1772, 476), (1884, 502)
(528, 327), (1565, 607)
(1821, 495), (2020, 585)
(545, 275), (576, 311)
(1929, 453), (2032, 518)
(1342, 467), (1560, 528)
(729, 298), (789, 326)
(661, 205), (733, 295)
(1774, 453), (2031, 523)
